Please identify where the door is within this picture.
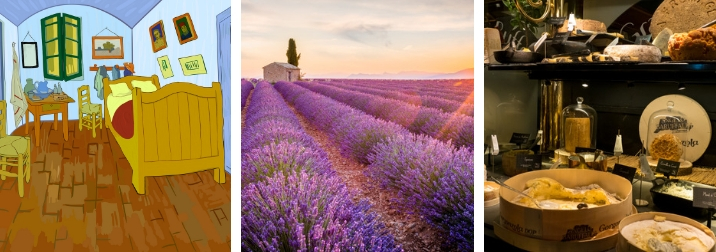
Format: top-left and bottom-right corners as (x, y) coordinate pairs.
(217, 7), (231, 174)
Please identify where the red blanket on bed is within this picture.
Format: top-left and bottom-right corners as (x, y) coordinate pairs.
(112, 101), (134, 139)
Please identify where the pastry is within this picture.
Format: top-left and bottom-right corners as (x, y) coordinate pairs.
(650, 133), (683, 162)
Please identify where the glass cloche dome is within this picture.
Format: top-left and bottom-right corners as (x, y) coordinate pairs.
(561, 97), (597, 153)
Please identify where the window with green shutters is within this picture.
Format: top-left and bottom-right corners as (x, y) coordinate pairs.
(41, 13), (82, 81)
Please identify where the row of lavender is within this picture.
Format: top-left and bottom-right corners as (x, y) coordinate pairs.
(241, 81), (400, 251)
(294, 81), (474, 150)
(321, 79), (474, 103)
(276, 81), (474, 251)
(241, 79), (254, 109)
(318, 80), (473, 117)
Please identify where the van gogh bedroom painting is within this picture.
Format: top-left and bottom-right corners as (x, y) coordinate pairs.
(0, 0), (231, 251)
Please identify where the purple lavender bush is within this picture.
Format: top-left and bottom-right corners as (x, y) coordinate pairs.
(365, 133), (456, 190)
(241, 142), (334, 187)
(332, 116), (409, 164)
(276, 81), (410, 164)
(242, 114), (323, 154)
(242, 172), (401, 251)
(293, 81), (473, 150)
(367, 134), (474, 250)
(241, 79), (254, 109)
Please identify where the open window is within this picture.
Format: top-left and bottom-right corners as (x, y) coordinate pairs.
(41, 13), (82, 81)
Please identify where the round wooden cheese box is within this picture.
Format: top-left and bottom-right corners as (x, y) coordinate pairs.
(639, 95), (711, 163)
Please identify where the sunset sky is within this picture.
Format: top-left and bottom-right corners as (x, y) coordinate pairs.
(241, 0), (474, 78)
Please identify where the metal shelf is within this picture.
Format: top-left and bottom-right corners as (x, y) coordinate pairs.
(487, 62), (716, 83)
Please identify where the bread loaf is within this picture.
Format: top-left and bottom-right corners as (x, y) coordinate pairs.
(603, 45), (662, 63)
(668, 27), (716, 61)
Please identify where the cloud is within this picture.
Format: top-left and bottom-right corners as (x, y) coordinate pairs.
(336, 23), (392, 47)
(402, 45), (412, 50)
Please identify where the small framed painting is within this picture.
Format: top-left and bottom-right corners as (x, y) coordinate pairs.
(21, 42), (38, 68)
(149, 20), (168, 53)
(92, 36), (124, 59)
(173, 13), (198, 45)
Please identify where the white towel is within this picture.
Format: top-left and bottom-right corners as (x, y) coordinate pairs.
(10, 44), (27, 127)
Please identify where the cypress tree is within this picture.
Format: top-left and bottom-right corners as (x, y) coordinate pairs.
(286, 38), (301, 67)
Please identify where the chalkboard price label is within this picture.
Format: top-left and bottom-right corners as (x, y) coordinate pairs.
(516, 154), (541, 172)
(693, 187), (716, 209)
(547, 17), (567, 25)
(655, 159), (680, 177)
(552, 32), (570, 45)
(612, 164), (637, 182)
(575, 147), (597, 154)
(510, 133), (530, 145)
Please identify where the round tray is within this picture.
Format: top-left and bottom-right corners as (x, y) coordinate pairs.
(493, 205), (638, 252)
(617, 212), (716, 252)
(639, 94), (711, 162)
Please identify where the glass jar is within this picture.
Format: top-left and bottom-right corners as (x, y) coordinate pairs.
(496, 94), (525, 150)
(647, 101), (688, 162)
(561, 97), (597, 153)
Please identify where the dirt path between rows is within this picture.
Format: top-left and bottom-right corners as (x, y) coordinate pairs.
(286, 104), (454, 252)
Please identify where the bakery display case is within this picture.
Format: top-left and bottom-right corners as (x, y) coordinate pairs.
(485, 0), (716, 251)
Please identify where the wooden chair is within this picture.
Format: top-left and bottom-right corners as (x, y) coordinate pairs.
(0, 101), (32, 197)
(78, 85), (103, 138)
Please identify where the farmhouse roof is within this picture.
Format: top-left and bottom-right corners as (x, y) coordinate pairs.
(264, 62), (300, 70)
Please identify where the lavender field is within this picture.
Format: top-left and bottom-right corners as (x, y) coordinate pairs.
(241, 79), (474, 251)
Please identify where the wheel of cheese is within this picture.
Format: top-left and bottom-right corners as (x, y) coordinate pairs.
(650, 0), (716, 35)
(558, 19), (607, 35)
(603, 45), (662, 63)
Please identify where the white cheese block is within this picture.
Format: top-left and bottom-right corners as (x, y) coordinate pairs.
(485, 28), (502, 64)
(604, 45), (662, 63)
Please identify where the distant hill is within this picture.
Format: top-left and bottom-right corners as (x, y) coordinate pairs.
(346, 68), (473, 79)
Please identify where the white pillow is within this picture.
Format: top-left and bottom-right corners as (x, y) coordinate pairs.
(131, 80), (158, 92)
(109, 83), (131, 97)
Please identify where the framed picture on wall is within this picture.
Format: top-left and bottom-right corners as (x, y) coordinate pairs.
(21, 42), (38, 68)
(149, 20), (168, 53)
(92, 36), (124, 59)
(173, 13), (198, 44)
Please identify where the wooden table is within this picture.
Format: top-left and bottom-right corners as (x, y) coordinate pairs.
(24, 94), (75, 146)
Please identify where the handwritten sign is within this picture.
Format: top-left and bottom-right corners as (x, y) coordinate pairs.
(156, 55), (174, 79)
(547, 17), (567, 25)
(552, 32), (570, 45)
(612, 164), (637, 182)
(510, 133), (530, 145)
(655, 159), (680, 177)
(575, 147), (597, 154)
(178, 54), (207, 76)
(516, 155), (541, 172)
(693, 187), (716, 208)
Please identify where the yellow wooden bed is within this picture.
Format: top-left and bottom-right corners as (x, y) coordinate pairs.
(103, 75), (226, 194)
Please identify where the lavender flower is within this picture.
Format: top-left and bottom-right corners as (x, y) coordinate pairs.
(241, 142), (334, 187)
(242, 172), (401, 251)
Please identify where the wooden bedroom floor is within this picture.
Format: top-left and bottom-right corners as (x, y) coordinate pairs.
(0, 120), (231, 252)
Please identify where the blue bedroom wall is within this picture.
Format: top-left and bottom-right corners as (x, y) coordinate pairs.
(13, 5), (132, 133)
(0, 14), (19, 135)
(132, 0), (231, 87)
